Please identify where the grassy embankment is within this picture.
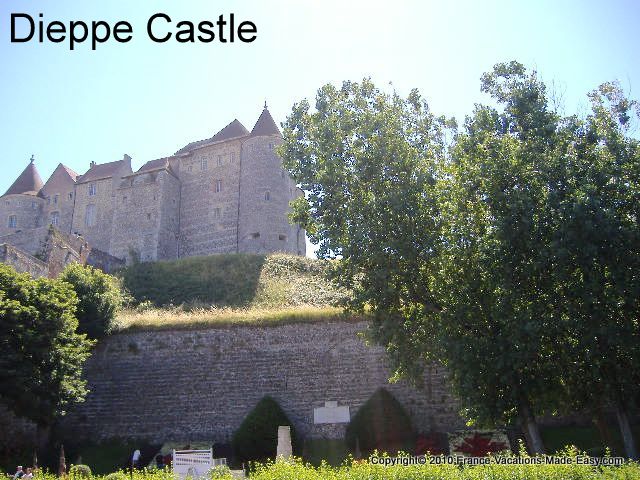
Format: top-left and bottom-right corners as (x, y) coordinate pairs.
(113, 253), (353, 332)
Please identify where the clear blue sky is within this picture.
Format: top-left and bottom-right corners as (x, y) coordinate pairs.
(1, 0), (638, 254)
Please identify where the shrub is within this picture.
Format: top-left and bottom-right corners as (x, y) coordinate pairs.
(69, 464), (92, 478)
(104, 473), (127, 480)
(59, 263), (126, 339)
(231, 396), (298, 464)
(345, 388), (414, 455)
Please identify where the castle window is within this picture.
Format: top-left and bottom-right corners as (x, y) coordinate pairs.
(47, 196), (51, 205)
(89, 183), (97, 196)
(264, 190), (271, 201)
(123, 196), (127, 203)
(251, 232), (260, 239)
(217, 155), (223, 166)
(54, 194), (59, 205)
(215, 179), (222, 193)
(279, 234), (287, 241)
(84, 204), (96, 227)
(31, 201), (37, 209)
(268, 143), (274, 150)
(147, 213), (152, 220)
(68, 192), (73, 200)
(213, 207), (221, 219)
(8, 215), (17, 228)
(50, 211), (59, 226)
(231, 152), (235, 163)
(201, 158), (208, 170)
(188, 165), (192, 172)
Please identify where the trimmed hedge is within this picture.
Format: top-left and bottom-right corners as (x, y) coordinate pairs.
(345, 388), (414, 455)
(231, 396), (298, 464)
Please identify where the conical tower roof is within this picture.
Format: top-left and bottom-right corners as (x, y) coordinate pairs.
(4, 157), (44, 196)
(251, 104), (281, 136)
(175, 119), (250, 155)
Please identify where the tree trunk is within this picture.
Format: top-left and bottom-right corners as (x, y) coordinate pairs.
(35, 423), (51, 454)
(593, 406), (615, 452)
(614, 400), (638, 460)
(519, 397), (545, 455)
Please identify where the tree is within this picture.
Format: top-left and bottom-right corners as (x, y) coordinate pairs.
(0, 264), (94, 449)
(59, 263), (125, 339)
(550, 82), (640, 459)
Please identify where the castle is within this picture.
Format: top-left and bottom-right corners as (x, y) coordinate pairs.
(0, 106), (306, 268)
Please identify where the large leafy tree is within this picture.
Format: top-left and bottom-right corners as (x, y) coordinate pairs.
(550, 82), (640, 459)
(281, 65), (640, 457)
(0, 264), (94, 448)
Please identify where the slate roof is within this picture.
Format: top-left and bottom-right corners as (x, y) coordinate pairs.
(77, 159), (126, 184)
(251, 106), (281, 136)
(4, 160), (44, 196)
(175, 119), (250, 155)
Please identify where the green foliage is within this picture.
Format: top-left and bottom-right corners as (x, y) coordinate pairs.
(231, 396), (297, 464)
(0, 263), (94, 431)
(345, 388), (414, 455)
(59, 263), (126, 339)
(69, 464), (92, 479)
(249, 457), (640, 480)
(302, 439), (349, 467)
(119, 253), (346, 309)
(103, 473), (127, 480)
(279, 64), (640, 457)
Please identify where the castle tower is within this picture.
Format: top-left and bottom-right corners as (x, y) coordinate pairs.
(0, 157), (45, 236)
(237, 105), (306, 255)
(40, 163), (79, 234)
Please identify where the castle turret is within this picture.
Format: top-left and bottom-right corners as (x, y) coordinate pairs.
(0, 157), (45, 236)
(238, 105), (306, 255)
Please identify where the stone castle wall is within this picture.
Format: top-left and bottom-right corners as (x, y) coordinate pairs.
(238, 136), (305, 255)
(178, 140), (244, 257)
(62, 320), (464, 443)
(0, 194), (44, 237)
(0, 243), (49, 277)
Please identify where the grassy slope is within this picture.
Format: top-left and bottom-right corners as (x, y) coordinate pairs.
(114, 253), (353, 332)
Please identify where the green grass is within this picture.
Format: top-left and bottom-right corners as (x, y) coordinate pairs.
(118, 253), (347, 309)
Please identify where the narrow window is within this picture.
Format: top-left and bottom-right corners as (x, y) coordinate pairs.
(50, 211), (59, 226)
(123, 196), (127, 204)
(264, 190), (271, 201)
(8, 215), (17, 228)
(147, 213), (152, 220)
(231, 152), (235, 163)
(268, 143), (274, 150)
(279, 234), (287, 241)
(89, 183), (96, 196)
(201, 157), (208, 170)
(215, 179), (222, 193)
(68, 192), (73, 200)
(31, 201), (37, 209)
(213, 207), (221, 219)
(54, 194), (59, 205)
(251, 232), (260, 239)
(217, 155), (223, 166)
(188, 165), (193, 172)
(84, 204), (96, 227)
(47, 197), (51, 205)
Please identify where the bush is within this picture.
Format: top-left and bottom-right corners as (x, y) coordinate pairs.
(345, 388), (414, 455)
(231, 396), (298, 464)
(104, 473), (127, 480)
(59, 263), (126, 339)
(69, 464), (92, 478)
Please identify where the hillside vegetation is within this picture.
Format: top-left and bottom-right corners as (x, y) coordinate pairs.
(114, 253), (352, 332)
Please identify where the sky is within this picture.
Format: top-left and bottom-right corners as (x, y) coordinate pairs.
(1, 0), (639, 255)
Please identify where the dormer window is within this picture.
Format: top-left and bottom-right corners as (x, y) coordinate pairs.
(89, 183), (97, 196)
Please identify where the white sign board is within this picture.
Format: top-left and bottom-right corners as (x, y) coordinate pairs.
(172, 449), (212, 479)
(313, 401), (350, 424)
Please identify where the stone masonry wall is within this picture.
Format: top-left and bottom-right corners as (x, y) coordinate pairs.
(0, 243), (49, 277)
(62, 320), (464, 443)
(72, 177), (117, 253)
(0, 194), (44, 237)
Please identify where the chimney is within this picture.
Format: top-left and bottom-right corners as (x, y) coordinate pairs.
(123, 154), (132, 169)
(90, 161), (96, 168)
